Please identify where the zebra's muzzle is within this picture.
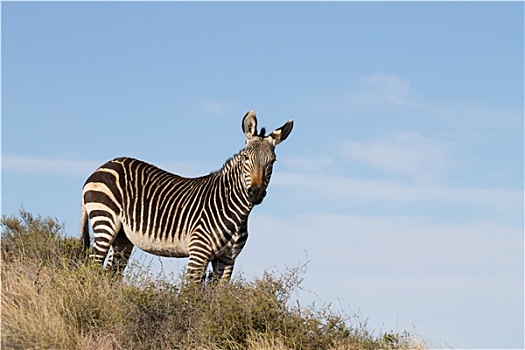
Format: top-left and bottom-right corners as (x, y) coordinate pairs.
(248, 185), (266, 205)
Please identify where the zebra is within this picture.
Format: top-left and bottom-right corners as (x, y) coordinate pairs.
(80, 111), (293, 282)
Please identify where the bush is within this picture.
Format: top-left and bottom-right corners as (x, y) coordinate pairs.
(1, 210), (426, 350)
(1, 209), (85, 267)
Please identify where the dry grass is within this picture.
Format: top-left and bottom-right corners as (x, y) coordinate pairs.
(1, 210), (427, 350)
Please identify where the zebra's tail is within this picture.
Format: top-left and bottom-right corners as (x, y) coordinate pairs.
(80, 201), (91, 252)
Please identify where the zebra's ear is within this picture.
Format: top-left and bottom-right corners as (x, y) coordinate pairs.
(267, 120), (294, 145)
(242, 110), (258, 141)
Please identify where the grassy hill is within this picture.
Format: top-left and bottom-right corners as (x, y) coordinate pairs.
(1, 210), (426, 350)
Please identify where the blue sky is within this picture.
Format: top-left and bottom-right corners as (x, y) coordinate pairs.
(2, 2), (523, 349)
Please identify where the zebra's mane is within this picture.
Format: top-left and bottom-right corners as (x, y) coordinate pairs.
(211, 152), (243, 176)
(211, 127), (265, 176)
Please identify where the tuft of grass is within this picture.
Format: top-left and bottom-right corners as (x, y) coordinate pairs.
(1, 210), (426, 350)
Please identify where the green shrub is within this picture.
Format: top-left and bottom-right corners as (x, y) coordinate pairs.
(1, 210), (426, 350)
(1, 209), (85, 267)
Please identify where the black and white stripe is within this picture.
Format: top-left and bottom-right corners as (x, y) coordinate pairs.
(80, 111), (293, 282)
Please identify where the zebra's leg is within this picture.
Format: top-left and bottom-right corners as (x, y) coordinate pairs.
(186, 234), (212, 283)
(106, 228), (134, 274)
(220, 264), (235, 282)
(211, 258), (225, 281)
(90, 220), (119, 267)
(186, 255), (209, 283)
(212, 229), (249, 283)
(211, 257), (235, 283)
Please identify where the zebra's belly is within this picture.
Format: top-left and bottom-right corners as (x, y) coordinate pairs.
(124, 227), (189, 258)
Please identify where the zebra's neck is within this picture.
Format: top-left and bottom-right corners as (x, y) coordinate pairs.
(217, 152), (243, 176)
(213, 152), (253, 215)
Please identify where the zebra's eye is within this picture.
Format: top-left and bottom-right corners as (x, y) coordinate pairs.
(243, 153), (250, 161)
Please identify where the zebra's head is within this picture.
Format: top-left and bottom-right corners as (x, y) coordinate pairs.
(241, 111), (293, 205)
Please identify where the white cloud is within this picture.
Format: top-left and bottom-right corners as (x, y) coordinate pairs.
(198, 99), (239, 119)
(360, 73), (412, 106)
(1, 154), (214, 179)
(331, 73), (424, 112)
(317, 72), (522, 134)
(247, 212), (523, 279)
(2, 154), (100, 177)
(341, 131), (450, 183)
(272, 171), (523, 217)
